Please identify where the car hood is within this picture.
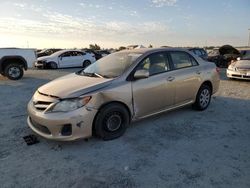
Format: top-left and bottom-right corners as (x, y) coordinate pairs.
(38, 73), (113, 98)
(235, 60), (250, 69)
(37, 56), (53, 61)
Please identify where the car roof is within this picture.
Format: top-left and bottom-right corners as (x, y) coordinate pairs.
(57, 49), (83, 53)
(119, 47), (191, 55)
(51, 49), (85, 56)
(184, 47), (205, 50)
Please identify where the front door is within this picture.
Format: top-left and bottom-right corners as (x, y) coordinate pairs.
(58, 52), (73, 68)
(132, 52), (175, 118)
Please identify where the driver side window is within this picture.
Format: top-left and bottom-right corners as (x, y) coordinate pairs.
(61, 52), (71, 57)
(137, 53), (170, 76)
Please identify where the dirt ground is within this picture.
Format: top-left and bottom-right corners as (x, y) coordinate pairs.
(0, 68), (249, 188)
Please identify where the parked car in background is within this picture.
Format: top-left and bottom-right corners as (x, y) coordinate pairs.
(227, 54), (250, 80)
(96, 50), (110, 57)
(126, 45), (146, 50)
(27, 48), (220, 141)
(37, 48), (62, 58)
(82, 49), (103, 60)
(186, 48), (208, 60)
(240, 49), (250, 57)
(0, 48), (36, 80)
(35, 50), (96, 69)
(207, 45), (240, 67)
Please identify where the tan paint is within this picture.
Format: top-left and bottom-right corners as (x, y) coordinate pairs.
(27, 48), (220, 141)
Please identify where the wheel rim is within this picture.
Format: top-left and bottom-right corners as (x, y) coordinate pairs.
(83, 61), (91, 68)
(105, 113), (122, 132)
(199, 89), (210, 108)
(8, 67), (20, 78)
(51, 63), (57, 69)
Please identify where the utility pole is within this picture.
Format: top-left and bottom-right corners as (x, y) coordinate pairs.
(248, 29), (250, 46)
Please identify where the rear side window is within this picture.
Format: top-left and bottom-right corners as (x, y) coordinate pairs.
(194, 49), (202, 56)
(74, 51), (84, 56)
(169, 51), (198, 69)
(200, 49), (207, 55)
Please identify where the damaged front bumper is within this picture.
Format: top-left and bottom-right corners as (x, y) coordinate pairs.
(27, 100), (97, 141)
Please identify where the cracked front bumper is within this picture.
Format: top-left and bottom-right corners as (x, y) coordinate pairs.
(27, 100), (97, 141)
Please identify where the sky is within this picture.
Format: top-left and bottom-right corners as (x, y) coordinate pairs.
(0, 0), (249, 49)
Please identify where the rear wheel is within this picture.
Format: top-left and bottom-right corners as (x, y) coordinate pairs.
(193, 85), (211, 111)
(4, 63), (23, 80)
(94, 103), (129, 140)
(82, 60), (91, 69)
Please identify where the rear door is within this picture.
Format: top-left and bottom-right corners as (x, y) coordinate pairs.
(73, 51), (85, 67)
(131, 52), (175, 118)
(167, 51), (202, 105)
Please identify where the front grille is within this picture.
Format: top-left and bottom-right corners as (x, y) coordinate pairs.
(232, 74), (241, 77)
(231, 74), (250, 79)
(30, 118), (51, 135)
(32, 91), (59, 112)
(38, 91), (59, 99)
(33, 101), (53, 111)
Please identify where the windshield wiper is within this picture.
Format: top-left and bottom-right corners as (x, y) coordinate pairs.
(93, 72), (104, 78)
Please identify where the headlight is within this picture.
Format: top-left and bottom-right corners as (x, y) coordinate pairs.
(228, 65), (236, 71)
(48, 96), (91, 112)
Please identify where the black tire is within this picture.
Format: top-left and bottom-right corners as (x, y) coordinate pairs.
(49, 62), (58, 69)
(4, 63), (23, 80)
(193, 85), (211, 111)
(94, 103), (129, 140)
(82, 60), (91, 69)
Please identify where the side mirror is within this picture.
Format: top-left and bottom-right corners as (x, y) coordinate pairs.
(134, 69), (149, 80)
(237, 57), (241, 61)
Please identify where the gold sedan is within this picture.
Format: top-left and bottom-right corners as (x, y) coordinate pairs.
(27, 48), (220, 141)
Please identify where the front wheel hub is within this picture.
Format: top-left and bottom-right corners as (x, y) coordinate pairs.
(106, 113), (122, 132)
(8, 67), (20, 78)
(200, 89), (210, 108)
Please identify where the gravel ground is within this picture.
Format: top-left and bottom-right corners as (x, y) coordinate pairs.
(0, 68), (250, 188)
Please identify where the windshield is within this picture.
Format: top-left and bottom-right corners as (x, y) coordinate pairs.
(78, 51), (142, 78)
(38, 49), (47, 53)
(208, 49), (219, 56)
(50, 50), (65, 56)
(242, 54), (250, 60)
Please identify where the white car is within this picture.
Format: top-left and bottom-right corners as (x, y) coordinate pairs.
(227, 55), (250, 80)
(35, 50), (96, 69)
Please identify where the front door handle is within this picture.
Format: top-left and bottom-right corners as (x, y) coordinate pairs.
(167, 76), (175, 82)
(196, 70), (201, 75)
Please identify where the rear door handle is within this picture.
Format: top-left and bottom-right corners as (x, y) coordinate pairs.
(196, 71), (201, 75)
(167, 76), (175, 82)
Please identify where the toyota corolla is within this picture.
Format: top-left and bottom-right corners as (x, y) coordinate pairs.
(27, 48), (220, 141)
(227, 54), (250, 80)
